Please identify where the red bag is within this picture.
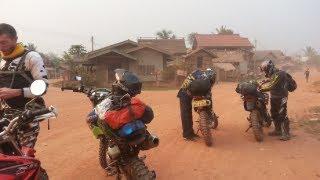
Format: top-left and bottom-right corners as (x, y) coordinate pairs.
(104, 97), (146, 129)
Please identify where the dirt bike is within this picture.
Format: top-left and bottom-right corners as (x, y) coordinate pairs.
(0, 80), (58, 180)
(192, 95), (218, 147)
(61, 77), (158, 180)
(236, 81), (271, 142)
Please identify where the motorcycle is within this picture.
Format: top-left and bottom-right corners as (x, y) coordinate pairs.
(192, 94), (218, 147)
(61, 77), (158, 180)
(236, 81), (271, 142)
(0, 80), (58, 180)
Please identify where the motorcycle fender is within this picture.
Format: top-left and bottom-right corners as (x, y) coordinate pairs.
(91, 125), (104, 139)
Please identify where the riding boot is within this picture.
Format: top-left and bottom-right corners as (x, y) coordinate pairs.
(268, 120), (281, 136)
(279, 119), (291, 141)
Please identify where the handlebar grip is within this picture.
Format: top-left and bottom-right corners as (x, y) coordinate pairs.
(24, 107), (53, 119)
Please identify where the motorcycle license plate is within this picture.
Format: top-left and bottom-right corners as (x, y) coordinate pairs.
(192, 99), (211, 108)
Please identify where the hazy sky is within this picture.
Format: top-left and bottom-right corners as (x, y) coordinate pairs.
(1, 0), (319, 55)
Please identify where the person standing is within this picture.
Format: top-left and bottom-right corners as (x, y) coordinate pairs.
(304, 68), (310, 82)
(177, 69), (216, 141)
(259, 59), (296, 141)
(0, 23), (48, 151)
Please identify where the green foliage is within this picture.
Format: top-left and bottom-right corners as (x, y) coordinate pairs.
(215, 25), (234, 35)
(68, 44), (87, 56)
(156, 29), (176, 39)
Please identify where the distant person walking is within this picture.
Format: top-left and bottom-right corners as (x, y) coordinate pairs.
(304, 68), (310, 82)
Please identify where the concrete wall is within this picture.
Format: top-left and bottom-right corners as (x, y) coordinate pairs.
(130, 48), (165, 81)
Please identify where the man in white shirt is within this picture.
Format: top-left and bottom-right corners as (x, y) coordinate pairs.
(0, 23), (48, 149)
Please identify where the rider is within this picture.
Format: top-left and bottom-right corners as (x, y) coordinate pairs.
(259, 59), (291, 141)
(177, 68), (217, 141)
(86, 69), (154, 128)
(0, 23), (48, 152)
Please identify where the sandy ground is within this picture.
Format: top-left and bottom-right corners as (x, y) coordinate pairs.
(36, 70), (320, 180)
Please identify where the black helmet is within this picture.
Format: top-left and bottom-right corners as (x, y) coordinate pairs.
(112, 69), (142, 97)
(260, 59), (275, 77)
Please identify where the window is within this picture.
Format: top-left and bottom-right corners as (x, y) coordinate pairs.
(197, 57), (203, 68)
(138, 65), (155, 76)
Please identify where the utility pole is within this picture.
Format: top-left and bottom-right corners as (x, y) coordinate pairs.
(253, 39), (258, 74)
(91, 36), (94, 51)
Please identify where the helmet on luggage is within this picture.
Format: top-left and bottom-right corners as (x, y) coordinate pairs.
(112, 69), (142, 97)
(260, 59), (275, 77)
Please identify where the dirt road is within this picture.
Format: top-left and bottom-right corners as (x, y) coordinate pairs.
(36, 70), (320, 180)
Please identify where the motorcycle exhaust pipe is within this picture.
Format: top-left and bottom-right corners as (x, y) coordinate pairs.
(140, 134), (159, 150)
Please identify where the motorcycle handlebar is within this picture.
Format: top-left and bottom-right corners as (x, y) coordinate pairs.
(0, 106), (56, 137)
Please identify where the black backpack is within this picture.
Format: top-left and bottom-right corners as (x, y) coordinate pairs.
(286, 73), (297, 92)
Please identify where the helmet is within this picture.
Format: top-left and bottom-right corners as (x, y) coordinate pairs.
(260, 59), (275, 77)
(112, 69), (142, 97)
(205, 68), (216, 84)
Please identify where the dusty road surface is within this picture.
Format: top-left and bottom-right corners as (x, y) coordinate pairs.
(36, 70), (320, 180)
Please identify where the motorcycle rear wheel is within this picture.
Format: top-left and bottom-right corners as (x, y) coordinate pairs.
(199, 110), (213, 146)
(99, 136), (108, 169)
(250, 110), (264, 142)
(124, 157), (156, 180)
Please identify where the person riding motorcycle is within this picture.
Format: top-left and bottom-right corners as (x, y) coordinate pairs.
(259, 59), (291, 141)
(0, 23), (48, 153)
(86, 69), (154, 130)
(177, 68), (217, 141)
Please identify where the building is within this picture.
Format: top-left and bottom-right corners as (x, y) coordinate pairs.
(184, 48), (217, 71)
(193, 34), (253, 51)
(191, 34), (254, 80)
(138, 38), (187, 57)
(84, 39), (186, 87)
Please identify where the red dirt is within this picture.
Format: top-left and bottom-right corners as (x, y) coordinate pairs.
(36, 70), (320, 180)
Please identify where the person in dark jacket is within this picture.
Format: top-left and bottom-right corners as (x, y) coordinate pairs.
(259, 60), (291, 141)
(177, 69), (216, 141)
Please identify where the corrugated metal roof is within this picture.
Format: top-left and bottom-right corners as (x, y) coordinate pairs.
(138, 38), (187, 55)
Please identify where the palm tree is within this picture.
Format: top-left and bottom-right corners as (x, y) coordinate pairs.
(156, 29), (176, 39)
(215, 25), (234, 35)
(303, 46), (317, 58)
(187, 32), (197, 47)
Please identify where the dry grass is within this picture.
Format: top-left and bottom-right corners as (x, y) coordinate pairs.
(298, 106), (320, 140)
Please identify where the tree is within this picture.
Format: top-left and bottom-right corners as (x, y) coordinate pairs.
(303, 46), (320, 66)
(68, 44), (87, 57)
(187, 32), (197, 47)
(26, 43), (37, 51)
(156, 29), (176, 39)
(215, 25), (234, 35)
(303, 46), (317, 58)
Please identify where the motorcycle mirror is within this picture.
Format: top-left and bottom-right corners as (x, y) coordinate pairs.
(75, 76), (82, 81)
(30, 80), (47, 96)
